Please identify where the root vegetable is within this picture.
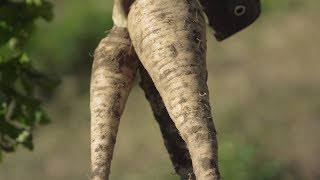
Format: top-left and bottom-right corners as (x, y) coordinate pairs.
(139, 65), (195, 180)
(128, 0), (220, 179)
(90, 26), (139, 180)
(91, 1), (139, 179)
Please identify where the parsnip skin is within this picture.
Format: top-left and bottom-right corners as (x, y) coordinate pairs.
(139, 65), (195, 180)
(90, 26), (139, 180)
(128, 0), (220, 179)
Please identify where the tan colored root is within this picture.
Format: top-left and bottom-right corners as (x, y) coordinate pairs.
(139, 65), (195, 180)
(90, 26), (139, 180)
(128, 0), (220, 179)
(113, 0), (127, 27)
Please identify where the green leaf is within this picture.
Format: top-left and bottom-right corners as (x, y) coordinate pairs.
(33, 0), (43, 6)
(0, 44), (22, 62)
(0, 26), (13, 45)
(0, 91), (7, 105)
(22, 139), (34, 150)
(26, 0), (33, 5)
(16, 130), (31, 143)
(22, 66), (60, 91)
(0, 120), (23, 139)
(19, 53), (30, 64)
(35, 110), (50, 125)
(0, 0), (56, 156)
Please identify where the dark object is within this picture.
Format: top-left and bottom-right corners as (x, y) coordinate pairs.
(124, 0), (135, 14)
(199, 0), (261, 41)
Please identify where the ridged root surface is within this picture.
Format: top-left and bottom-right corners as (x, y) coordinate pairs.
(90, 26), (139, 180)
(139, 65), (195, 180)
(128, 0), (220, 179)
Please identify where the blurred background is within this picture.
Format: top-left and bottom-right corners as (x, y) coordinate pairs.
(1, 0), (320, 179)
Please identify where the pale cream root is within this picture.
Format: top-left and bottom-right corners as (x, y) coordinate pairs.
(90, 26), (139, 180)
(128, 0), (220, 179)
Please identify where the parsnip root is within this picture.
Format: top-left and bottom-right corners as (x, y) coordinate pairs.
(139, 65), (195, 180)
(128, 0), (220, 179)
(90, 26), (139, 180)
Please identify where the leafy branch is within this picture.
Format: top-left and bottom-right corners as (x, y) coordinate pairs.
(0, 0), (58, 160)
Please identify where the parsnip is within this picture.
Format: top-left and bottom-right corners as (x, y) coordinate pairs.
(90, 26), (139, 180)
(139, 65), (195, 180)
(128, 0), (220, 179)
(90, 1), (140, 179)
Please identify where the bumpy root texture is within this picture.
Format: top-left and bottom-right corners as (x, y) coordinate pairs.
(128, 0), (220, 179)
(90, 26), (139, 180)
(139, 65), (195, 180)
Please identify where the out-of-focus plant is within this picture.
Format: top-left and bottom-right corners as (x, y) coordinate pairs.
(0, 0), (58, 160)
(28, 0), (114, 75)
(262, 0), (318, 13)
(220, 140), (283, 180)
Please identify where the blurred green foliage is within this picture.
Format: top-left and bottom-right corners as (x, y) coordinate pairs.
(0, 0), (59, 156)
(262, 0), (318, 13)
(28, 0), (113, 74)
